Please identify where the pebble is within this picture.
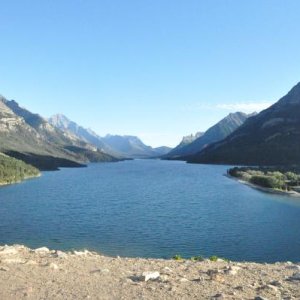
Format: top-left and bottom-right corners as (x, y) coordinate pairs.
(266, 284), (279, 292)
(0, 266), (9, 271)
(159, 275), (169, 282)
(141, 271), (160, 282)
(254, 297), (269, 300)
(48, 263), (59, 270)
(269, 280), (282, 287)
(101, 268), (110, 273)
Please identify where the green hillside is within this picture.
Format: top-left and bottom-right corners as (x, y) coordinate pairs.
(0, 154), (40, 185)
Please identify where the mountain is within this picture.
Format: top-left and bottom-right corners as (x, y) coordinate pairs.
(101, 135), (166, 158)
(49, 114), (171, 158)
(0, 96), (118, 170)
(48, 114), (112, 153)
(152, 146), (172, 156)
(163, 132), (204, 158)
(165, 112), (251, 159)
(187, 82), (300, 165)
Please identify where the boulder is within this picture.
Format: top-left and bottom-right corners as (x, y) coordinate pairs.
(141, 271), (160, 282)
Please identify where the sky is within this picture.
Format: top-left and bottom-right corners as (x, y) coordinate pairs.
(0, 0), (300, 147)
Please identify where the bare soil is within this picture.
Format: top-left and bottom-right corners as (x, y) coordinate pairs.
(0, 245), (299, 300)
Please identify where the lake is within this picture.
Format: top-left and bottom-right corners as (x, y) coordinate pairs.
(0, 159), (300, 262)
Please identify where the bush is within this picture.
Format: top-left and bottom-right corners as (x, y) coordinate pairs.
(209, 255), (218, 262)
(191, 256), (204, 261)
(173, 254), (182, 261)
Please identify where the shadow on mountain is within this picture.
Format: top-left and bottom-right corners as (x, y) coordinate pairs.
(4, 151), (85, 171)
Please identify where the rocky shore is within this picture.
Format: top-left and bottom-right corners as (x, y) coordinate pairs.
(0, 245), (299, 300)
(227, 174), (300, 198)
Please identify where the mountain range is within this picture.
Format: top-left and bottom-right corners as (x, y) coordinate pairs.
(2, 81), (300, 170)
(188, 82), (300, 165)
(165, 112), (252, 159)
(0, 97), (117, 170)
(49, 114), (171, 158)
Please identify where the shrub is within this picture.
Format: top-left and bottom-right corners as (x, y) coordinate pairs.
(209, 255), (218, 262)
(191, 256), (204, 261)
(173, 254), (182, 261)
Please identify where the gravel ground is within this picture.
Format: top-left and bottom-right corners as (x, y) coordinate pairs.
(0, 245), (299, 300)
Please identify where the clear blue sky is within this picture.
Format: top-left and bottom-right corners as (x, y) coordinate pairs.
(0, 0), (300, 147)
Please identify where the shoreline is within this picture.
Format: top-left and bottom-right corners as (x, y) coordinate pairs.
(226, 174), (300, 198)
(0, 173), (41, 187)
(0, 244), (300, 299)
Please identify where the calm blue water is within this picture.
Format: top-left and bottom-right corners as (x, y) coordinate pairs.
(0, 159), (300, 262)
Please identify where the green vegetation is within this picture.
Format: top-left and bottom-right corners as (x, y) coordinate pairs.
(172, 254), (183, 261)
(191, 255), (205, 262)
(0, 153), (40, 185)
(228, 167), (300, 192)
(171, 254), (228, 262)
(209, 255), (219, 262)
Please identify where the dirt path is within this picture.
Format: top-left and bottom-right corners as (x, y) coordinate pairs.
(0, 245), (299, 299)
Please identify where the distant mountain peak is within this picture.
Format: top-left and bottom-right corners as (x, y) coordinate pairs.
(49, 114), (73, 127)
(165, 111), (250, 159)
(278, 81), (300, 105)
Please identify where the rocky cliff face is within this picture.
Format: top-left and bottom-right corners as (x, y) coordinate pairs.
(165, 112), (251, 159)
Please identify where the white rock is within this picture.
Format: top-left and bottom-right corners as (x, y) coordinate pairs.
(180, 278), (189, 283)
(35, 247), (50, 253)
(73, 250), (92, 256)
(55, 250), (67, 258)
(141, 271), (160, 282)
(49, 263), (59, 270)
(225, 266), (241, 275)
(99, 268), (110, 274)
